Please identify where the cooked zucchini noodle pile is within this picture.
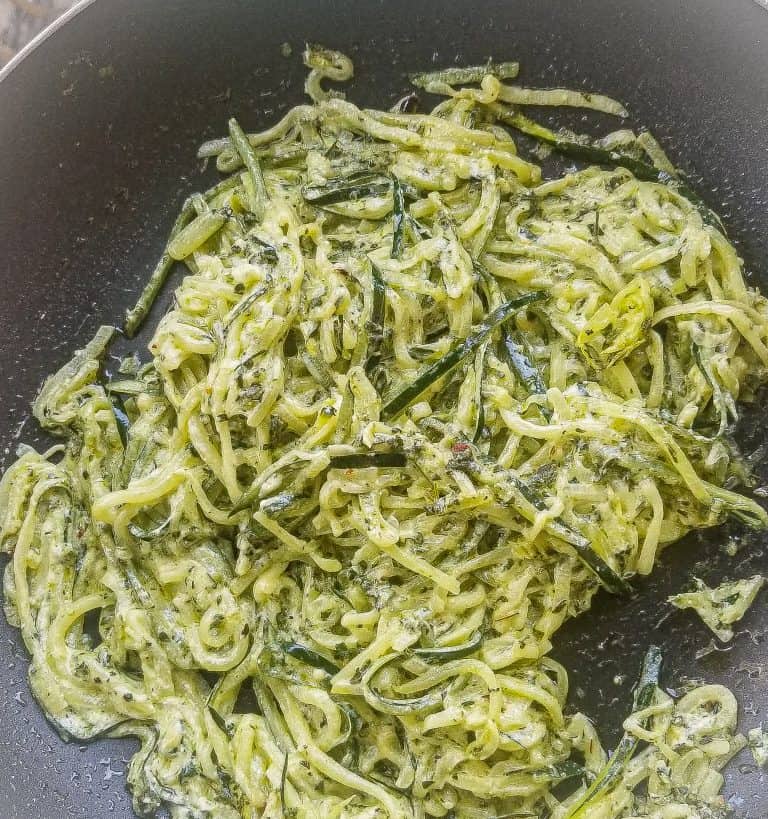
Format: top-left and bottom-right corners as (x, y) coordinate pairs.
(2, 47), (767, 818)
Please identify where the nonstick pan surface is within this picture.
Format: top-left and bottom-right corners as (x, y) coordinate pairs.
(1, 1), (767, 816)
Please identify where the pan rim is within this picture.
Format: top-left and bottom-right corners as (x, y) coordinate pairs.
(0, 0), (99, 84)
(2, 0), (766, 87)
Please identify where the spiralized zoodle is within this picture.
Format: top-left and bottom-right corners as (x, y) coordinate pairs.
(2, 46), (767, 818)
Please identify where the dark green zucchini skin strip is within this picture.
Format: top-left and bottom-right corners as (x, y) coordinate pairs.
(413, 630), (483, 660)
(363, 654), (447, 715)
(282, 642), (340, 677)
(208, 706), (232, 736)
(391, 175), (406, 258)
(110, 398), (130, 448)
(365, 263), (388, 381)
(564, 646), (662, 819)
(497, 109), (725, 232)
(366, 687), (444, 716)
(472, 346), (487, 443)
(381, 292), (546, 422)
(329, 453), (407, 469)
(503, 331), (547, 396)
(303, 172), (392, 205)
(280, 754), (289, 814)
(553, 521), (631, 596)
(224, 284), (270, 329)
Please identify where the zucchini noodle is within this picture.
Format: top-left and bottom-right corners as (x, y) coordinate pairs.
(2, 47), (766, 818)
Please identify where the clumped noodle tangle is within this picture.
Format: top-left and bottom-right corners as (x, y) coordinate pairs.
(2, 46), (766, 818)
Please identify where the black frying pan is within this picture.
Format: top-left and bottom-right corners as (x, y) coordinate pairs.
(1, 1), (767, 816)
